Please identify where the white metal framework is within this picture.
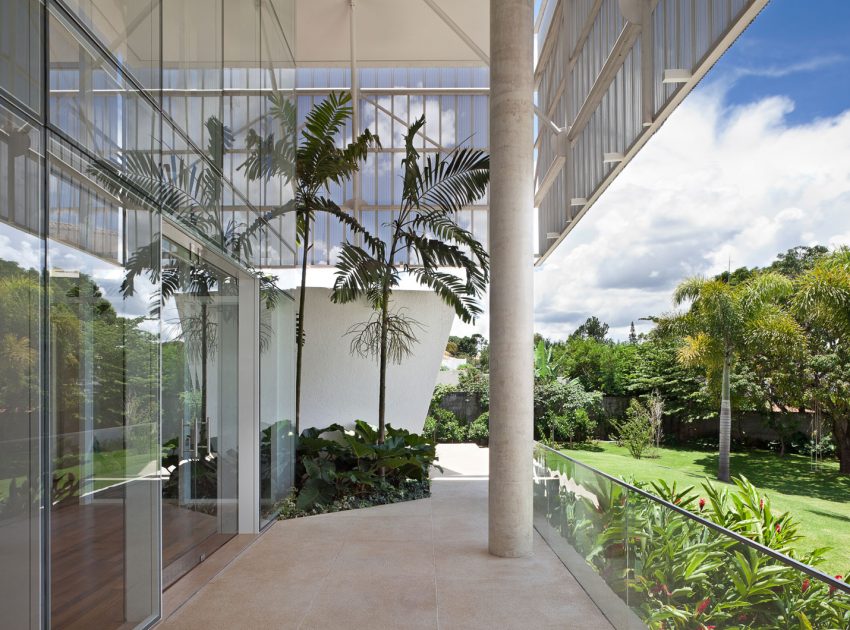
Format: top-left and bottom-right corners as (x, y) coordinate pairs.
(535, 0), (769, 264)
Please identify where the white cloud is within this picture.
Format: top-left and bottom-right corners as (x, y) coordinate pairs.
(534, 85), (850, 341)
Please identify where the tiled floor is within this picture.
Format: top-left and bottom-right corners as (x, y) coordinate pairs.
(157, 444), (613, 629)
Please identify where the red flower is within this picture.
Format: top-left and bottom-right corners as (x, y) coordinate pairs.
(830, 575), (844, 595)
(699, 498), (706, 511)
(759, 498), (764, 511)
(802, 578), (810, 593)
(775, 523), (782, 533)
(737, 614), (750, 623)
(696, 597), (711, 615)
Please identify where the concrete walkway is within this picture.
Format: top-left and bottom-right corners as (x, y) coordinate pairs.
(158, 444), (612, 629)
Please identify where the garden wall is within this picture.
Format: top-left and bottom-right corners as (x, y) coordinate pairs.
(662, 412), (813, 444)
(438, 392), (483, 424)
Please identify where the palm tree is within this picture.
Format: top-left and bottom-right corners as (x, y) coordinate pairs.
(670, 272), (800, 481)
(240, 91), (379, 436)
(331, 115), (489, 444)
(793, 248), (850, 474)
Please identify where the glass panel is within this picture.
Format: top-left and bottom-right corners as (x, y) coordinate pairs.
(534, 446), (850, 628)
(259, 293), (295, 527)
(0, 100), (43, 630)
(61, 0), (161, 94)
(47, 134), (160, 630)
(0, 0), (42, 114)
(162, 0), (222, 159)
(48, 6), (159, 172)
(161, 117), (224, 249)
(160, 237), (239, 588)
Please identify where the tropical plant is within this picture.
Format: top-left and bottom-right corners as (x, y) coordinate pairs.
(293, 421), (437, 510)
(533, 449), (850, 630)
(240, 91), (380, 436)
(534, 338), (561, 381)
(667, 272), (802, 481)
(331, 115), (490, 443)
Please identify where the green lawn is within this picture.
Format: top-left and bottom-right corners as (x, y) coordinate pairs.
(564, 442), (850, 575)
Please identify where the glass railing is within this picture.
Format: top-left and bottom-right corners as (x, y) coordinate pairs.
(533, 444), (850, 630)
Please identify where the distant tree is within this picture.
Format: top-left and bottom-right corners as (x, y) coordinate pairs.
(477, 343), (490, 372)
(668, 272), (801, 481)
(793, 248), (850, 473)
(448, 333), (484, 357)
(770, 245), (829, 279)
(629, 321), (638, 344)
(570, 316), (609, 342)
(556, 337), (636, 396)
(627, 332), (712, 428)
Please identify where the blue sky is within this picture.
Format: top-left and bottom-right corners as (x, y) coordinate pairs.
(520, 0), (850, 342)
(708, 0), (850, 124)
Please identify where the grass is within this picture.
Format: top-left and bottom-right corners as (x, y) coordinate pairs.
(1, 451), (155, 503)
(564, 442), (850, 575)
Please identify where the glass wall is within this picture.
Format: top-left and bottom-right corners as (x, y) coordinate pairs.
(259, 292), (295, 527)
(47, 133), (160, 630)
(292, 66), (489, 267)
(160, 237), (239, 587)
(0, 0), (296, 627)
(0, 99), (44, 630)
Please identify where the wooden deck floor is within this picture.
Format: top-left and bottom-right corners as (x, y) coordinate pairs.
(50, 487), (225, 629)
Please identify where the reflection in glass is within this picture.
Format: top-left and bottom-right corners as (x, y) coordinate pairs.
(160, 238), (239, 587)
(48, 7), (159, 169)
(0, 101), (43, 630)
(0, 0), (42, 113)
(61, 0), (162, 94)
(259, 292), (295, 526)
(47, 136), (160, 630)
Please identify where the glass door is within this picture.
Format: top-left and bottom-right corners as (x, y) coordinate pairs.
(160, 235), (239, 588)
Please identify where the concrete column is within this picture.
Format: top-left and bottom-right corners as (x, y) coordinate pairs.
(488, 0), (534, 558)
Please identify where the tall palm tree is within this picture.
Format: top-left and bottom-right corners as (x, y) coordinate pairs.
(331, 115), (489, 444)
(794, 248), (850, 473)
(670, 272), (800, 481)
(240, 91), (379, 435)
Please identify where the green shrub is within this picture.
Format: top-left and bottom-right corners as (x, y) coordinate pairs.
(468, 412), (489, 445)
(534, 378), (602, 444)
(293, 421), (438, 511)
(616, 399), (654, 458)
(424, 408), (468, 443)
(278, 478), (430, 519)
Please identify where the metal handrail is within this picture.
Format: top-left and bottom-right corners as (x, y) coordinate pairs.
(534, 442), (850, 595)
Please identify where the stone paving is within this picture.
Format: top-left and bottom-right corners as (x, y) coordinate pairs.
(158, 444), (612, 629)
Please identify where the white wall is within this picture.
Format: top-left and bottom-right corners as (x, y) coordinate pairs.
(298, 288), (454, 434)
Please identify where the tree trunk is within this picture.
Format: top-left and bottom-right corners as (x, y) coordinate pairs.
(834, 417), (850, 475)
(718, 351), (732, 482)
(377, 292), (390, 445)
(294, 216), (310, 438)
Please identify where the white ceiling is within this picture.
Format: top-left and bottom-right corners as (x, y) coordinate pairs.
(294, 0), (489, 66)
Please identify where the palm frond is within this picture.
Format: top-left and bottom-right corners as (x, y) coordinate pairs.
(410, 148), (490, 216)
(330, 242), (390, 305)
(672, 276), (708, 306)
(407, 267), (482, 323)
